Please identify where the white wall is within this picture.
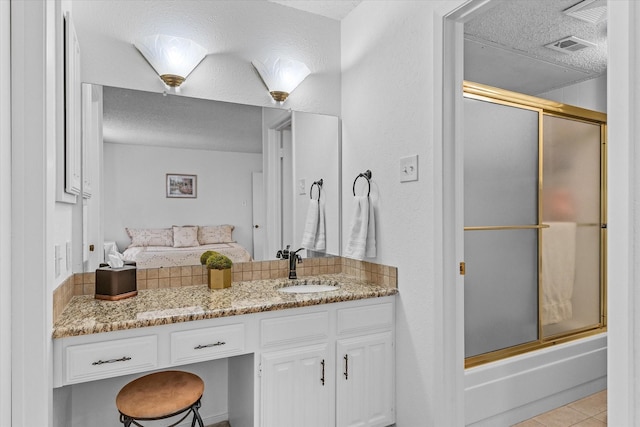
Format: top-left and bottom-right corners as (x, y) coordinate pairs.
(607, 2), (640, 425)
(341, 2), (466, 424)
(536, 74), (607, 113)
(11, 0), (57, 425)
(51, 0), (79, 288)
(292, 112), (341, 257)
(71, 0), (341, 117)
(0, 1), (11, 425)
(104, 143), (262, 254)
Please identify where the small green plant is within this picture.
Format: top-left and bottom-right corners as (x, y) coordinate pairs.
(205, 252), (233, 270)
(200, 250), (217, 265)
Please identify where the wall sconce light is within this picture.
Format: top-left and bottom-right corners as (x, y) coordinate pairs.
(134, 34), (207, 88)
(252, 57), (311, 103)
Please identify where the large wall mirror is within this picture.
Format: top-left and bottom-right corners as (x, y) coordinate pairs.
(82, 84), (340, 272)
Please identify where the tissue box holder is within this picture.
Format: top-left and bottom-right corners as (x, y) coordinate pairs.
(95, 265), (137, 301)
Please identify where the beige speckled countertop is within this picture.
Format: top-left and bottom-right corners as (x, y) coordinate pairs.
(53, 274), (398, 339)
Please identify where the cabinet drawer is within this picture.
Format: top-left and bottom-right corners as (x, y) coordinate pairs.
(65, 335), (157, 384)
(171, 323), (245, 365)
(261, 311), (329, 347)
(337, 302), (394, 336)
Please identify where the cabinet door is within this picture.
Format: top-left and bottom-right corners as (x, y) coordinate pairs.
(260, 343), (330, 427)
(336, 332), (394, 427)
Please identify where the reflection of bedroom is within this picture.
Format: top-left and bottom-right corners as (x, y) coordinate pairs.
(102, 87), (263, 260)
(103, 143), (261, 258)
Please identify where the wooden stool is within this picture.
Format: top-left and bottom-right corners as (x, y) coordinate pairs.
(116, 371), (205, 427)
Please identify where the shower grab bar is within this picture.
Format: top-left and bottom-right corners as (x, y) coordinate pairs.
(464, 224), (550, 231)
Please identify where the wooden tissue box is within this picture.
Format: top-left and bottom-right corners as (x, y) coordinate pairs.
(95, 265), (137, 301)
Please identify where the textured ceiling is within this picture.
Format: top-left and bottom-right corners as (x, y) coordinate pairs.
(267, 0), (362, 20)
(102, 87), (263, 153)
(464, 0), (607, 94)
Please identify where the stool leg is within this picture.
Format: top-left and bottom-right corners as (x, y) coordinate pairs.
(119, 413), (132, 427)
(191, 399), (204, 427)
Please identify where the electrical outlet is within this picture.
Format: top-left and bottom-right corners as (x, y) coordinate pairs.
(400, 155), (418, 182)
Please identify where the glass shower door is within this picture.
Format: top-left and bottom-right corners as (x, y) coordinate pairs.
(463, 97), (541, 359)
(541, 115), (603, 338)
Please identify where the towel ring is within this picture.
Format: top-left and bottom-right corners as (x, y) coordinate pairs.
(310, 179), (323, 200)
(352, 170), (372, 197)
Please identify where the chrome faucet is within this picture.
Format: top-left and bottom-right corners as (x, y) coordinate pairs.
(276, 245), (304, 279)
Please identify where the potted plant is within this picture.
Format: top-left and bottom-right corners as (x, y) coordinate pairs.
(201, 251), (233, 289)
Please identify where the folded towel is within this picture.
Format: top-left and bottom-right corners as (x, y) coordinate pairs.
(301, 197), (326, 251)
(344, 196), (376, 260)
(542, 222), (577, 325)
(315, 197), (326, 251)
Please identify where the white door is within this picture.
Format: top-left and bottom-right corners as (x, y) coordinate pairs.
(336, 332), (394, 427)
(252, 172), (265, 261)
(260, 343), (331, 427)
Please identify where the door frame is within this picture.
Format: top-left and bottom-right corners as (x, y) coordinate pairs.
(442, 0), (637, 425)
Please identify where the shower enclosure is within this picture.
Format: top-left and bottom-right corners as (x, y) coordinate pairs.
(463, 81), (607, 367)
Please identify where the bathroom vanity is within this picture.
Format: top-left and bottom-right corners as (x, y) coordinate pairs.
(53, 274), (397, 427)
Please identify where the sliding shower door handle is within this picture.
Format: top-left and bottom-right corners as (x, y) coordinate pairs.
(464, 224), (550, 231)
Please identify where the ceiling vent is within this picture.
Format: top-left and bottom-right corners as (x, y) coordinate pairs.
(545, 36), (596, 54)
(564, 0), (607, 24)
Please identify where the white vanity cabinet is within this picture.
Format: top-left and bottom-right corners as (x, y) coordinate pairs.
(53, 295), (395, 427)
(260, 343), (331, 427)
(336, 332), (394, 427)
(257, 299), (395, 427)
(335, 303), (395, 427)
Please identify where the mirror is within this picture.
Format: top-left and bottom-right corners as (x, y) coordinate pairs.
(83, 84), (340, 271)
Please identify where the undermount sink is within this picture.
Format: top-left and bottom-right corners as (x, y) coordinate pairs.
(277, 279), (340, 294)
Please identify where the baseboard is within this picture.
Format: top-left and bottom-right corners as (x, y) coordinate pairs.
(465, 334), (607, 426)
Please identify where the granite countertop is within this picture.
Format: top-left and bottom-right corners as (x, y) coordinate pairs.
(53, 274), (398, 339)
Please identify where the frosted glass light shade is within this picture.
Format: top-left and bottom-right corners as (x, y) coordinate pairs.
(252, 58), (311, 103)
(134, 35), (207, 87)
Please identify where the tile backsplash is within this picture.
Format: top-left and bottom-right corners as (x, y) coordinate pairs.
(53, 256), (397, 322)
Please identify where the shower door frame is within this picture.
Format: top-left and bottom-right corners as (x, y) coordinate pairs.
(463, 81), (608, 368)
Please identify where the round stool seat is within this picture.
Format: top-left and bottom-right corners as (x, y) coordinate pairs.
(116, 371), (204, 420)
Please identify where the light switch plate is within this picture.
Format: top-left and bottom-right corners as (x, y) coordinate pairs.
(400, 155), (418, 182)
(54, 245), (61, 277)
(298, 178), (306, 195)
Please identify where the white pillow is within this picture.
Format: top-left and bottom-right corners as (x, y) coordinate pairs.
(198, 224), (234, 244)
(126, 228), (173, 247)
(173, 226), (200, 248)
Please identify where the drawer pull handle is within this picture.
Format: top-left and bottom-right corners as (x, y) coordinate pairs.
(92, 356), (131, 366)
(343, 354), (349, 380)
(194, 341), (226, 350)
(321, 359), (325, 386)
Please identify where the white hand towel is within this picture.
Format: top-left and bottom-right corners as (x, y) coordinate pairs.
(365, 199), (376, 258)
(541, 222), (577, 325)
(345, 196), (376, 260)
(314, 197), (326, 251)
(301, 199), (320, 250)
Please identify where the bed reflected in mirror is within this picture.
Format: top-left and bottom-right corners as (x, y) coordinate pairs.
(82, 84), (340, 272)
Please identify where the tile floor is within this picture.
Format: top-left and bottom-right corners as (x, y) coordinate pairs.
(513, 390), (607, 426)
(207, 392), (607, 427)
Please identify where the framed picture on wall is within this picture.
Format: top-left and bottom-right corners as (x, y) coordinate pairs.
(166, 174), (197, 198)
